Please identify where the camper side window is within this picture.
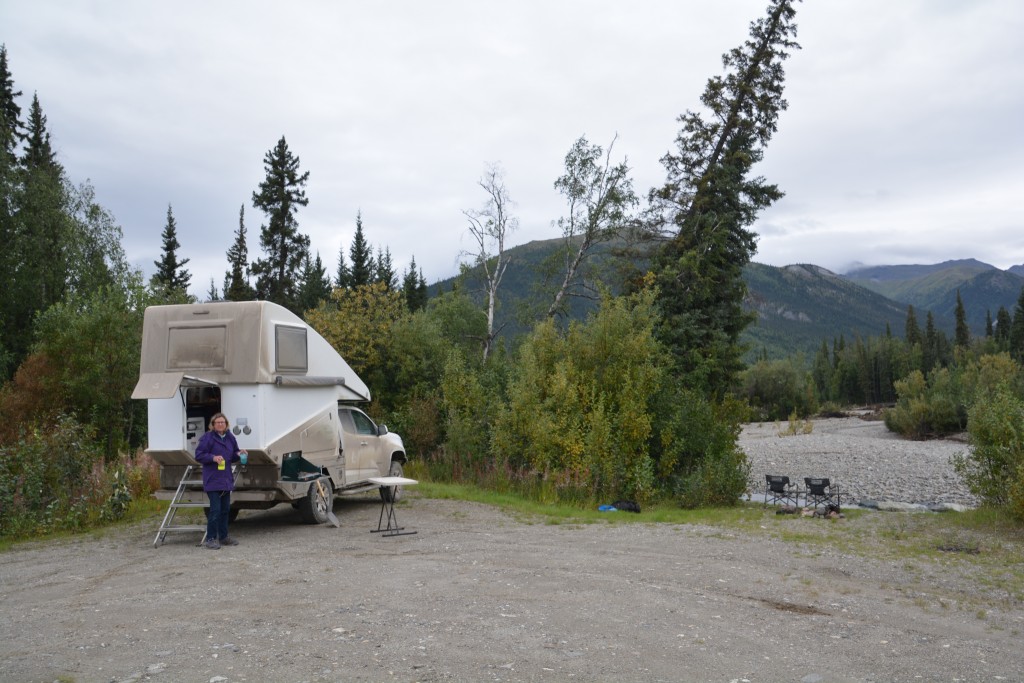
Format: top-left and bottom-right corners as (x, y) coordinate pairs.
(275, 325), (307, 372)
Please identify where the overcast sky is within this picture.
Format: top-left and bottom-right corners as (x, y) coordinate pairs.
(3, 1), (1022, 298)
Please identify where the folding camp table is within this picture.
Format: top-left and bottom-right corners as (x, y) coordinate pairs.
(368, 476), (418, 537)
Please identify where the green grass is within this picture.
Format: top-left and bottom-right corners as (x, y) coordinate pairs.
(0, 496), (167, 551)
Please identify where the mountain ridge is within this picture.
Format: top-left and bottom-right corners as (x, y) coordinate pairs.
(431, 240), (1024, 361)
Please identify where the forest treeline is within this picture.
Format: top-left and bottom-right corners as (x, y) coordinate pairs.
(2, 0), (1023, 538)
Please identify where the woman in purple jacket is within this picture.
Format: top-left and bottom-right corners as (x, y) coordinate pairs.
(194, 413), (247, 550)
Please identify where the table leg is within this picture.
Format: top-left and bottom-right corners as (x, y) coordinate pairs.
(371, 486), (417, 537)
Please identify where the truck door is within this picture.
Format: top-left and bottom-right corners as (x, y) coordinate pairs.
(338, 408), (382, 482)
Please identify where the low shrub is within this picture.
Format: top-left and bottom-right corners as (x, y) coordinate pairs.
(0, 415), (153, 539)
(953, 386), (1024, 518)
(884, 368), (967, 438)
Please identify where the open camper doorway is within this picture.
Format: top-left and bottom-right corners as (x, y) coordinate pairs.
(184, 386), (221, 456)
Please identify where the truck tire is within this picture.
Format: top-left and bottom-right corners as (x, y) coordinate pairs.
(299, 477), (333, 524)
(380, 460), (404, 503)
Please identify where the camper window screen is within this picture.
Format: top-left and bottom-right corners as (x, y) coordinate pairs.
(167, 325), (227, 369)
(276, 325), (307, 372)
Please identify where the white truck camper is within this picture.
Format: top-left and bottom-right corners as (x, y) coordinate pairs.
(131, 301), (407, 525)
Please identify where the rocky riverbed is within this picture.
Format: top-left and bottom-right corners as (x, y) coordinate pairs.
(741, 414), (977, 509)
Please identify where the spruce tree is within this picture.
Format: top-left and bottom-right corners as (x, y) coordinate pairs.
(811, 339), (832, 401)
(402, 256), (429, 312)
(250, 135), (310, 312)
(647, 0), (799, 396)
(923, 311), (939, 374)
(985, 310), (993, 338)
(905, 305), (922, 346)
(1010, 286), (1024, 362)
(224, 204), (255, 301)
(954, 289), (970, 349)
(996, 306), (1012, 348)
(0, 44), (23, 156)
(0, 45), (23, 245)
(0, 47), (25, 376)
(335, 244), (351, 289)
(296, 250), (332, 312)
(348, 211), (374, 287)
(18, 93), (69, 314)
(375, 246), (396, 290)
(151, 204), (191, 296)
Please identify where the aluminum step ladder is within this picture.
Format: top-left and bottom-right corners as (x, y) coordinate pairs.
(153, 464), (209, 548)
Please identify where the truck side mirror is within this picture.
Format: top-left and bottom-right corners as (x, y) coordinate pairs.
(377, 424), (389, 436)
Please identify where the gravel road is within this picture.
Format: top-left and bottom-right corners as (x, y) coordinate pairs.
(1, 419), (1021, 683)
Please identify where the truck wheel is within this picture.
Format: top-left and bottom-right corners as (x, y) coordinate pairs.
(380, 460), (404, 503)
(299, 477), (333, 524)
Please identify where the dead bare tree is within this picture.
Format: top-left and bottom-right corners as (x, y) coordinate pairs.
(463, 163), (517, 361)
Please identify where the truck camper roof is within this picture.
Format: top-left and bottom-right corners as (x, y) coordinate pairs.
(131, 300), (369, 402)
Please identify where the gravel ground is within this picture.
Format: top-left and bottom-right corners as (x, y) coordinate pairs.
(741, 415), (976, 508)
(1, 418), (1020, 683)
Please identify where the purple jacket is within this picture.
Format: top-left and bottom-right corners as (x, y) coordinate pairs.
(194, 429), (241, 492)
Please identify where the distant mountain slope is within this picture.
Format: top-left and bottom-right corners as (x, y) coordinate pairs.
(743, 263), (909, 359)
(930, 269), (1024, 332)
(845, 259), (996, 307)
(431, 240), (1023, 361)
(844, 259), (1024, 335)
(431, 239), (916, 361)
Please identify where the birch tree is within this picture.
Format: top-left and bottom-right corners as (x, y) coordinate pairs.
(548, 135), (636, 319)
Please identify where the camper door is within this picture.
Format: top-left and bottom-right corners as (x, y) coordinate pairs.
(132, 373), (220, 457)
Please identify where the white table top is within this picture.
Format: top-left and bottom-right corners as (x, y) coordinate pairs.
(368, 476), (418, 486)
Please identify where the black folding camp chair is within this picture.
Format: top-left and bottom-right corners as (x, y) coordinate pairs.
(804, 477), (840, 511)
(764, 474), (799, 507)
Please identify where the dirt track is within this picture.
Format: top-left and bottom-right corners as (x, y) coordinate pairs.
(2, 492), (1023, 683)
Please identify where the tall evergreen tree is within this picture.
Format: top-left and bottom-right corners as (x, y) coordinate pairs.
(923, 311), (940, 374)
(375, 246), (396, 290)
(348, 211), (374, 287)
(335, 243), (351, 289)
(250, 136), (310, 312)
(811, 339), (832, 401)
(0, 50), (125, 378)
(296, 249), (332, 313)
(224, 204), (255, 301)
(17, 93), (69, 316)
(995, 305), (1012, 349)
(402, 256), (429, 312)
(985, 310), (993, 338)
(151, 204), (191, 296)
(205, 278), (220, 302)
(647, 0), (799, 396)
(0, 44), (23, 156)
(22, 93), (58, 170)
(954, 289), (970, 349)
(1010, 286), (1024, 362)
(904, 305), (922, 346)
(0, 44), (22, 245)
(0, 48), (25, 376)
